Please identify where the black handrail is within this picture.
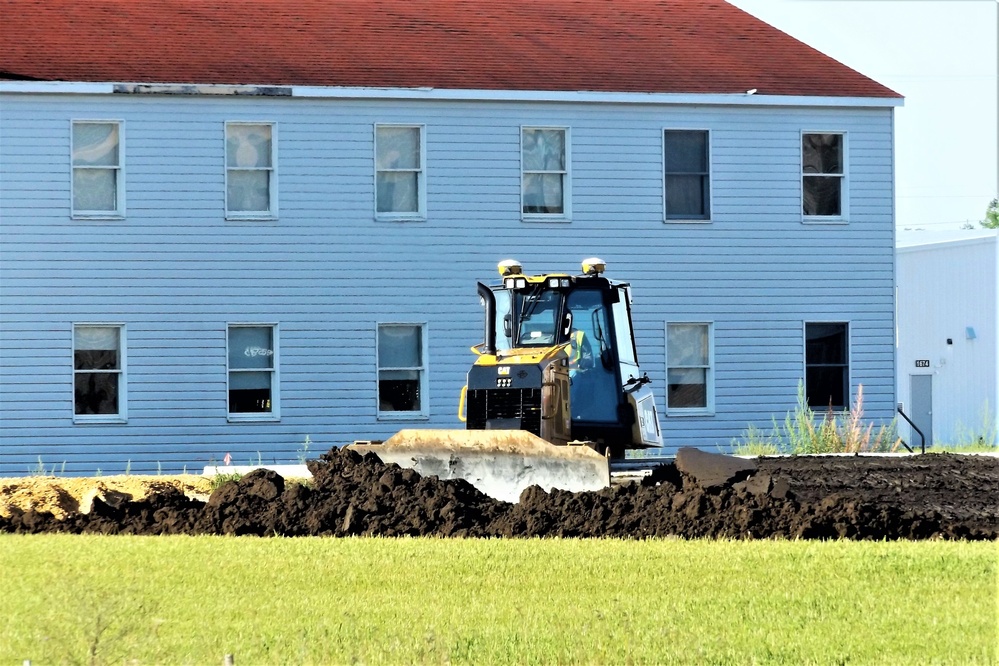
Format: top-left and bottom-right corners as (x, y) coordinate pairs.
(896, 405), (925, 454)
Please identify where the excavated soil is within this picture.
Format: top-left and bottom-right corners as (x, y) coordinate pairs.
(0, 475), (214, 520)
(1, 448), (996, 540)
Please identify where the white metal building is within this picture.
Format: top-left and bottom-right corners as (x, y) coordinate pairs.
(896, 229), (999, 447)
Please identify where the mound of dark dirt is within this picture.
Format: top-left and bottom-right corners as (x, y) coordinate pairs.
(2, 448), (996, 540)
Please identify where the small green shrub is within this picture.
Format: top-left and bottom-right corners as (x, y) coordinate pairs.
(733, 382), (901, 455)
(209, 472), (242, 491)
(946, 401), (998, 450)
(297, 435), (312, 464)
(28, 457), (66, 477)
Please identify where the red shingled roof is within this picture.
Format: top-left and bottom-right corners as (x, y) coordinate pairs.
(0, 0), (900, 98)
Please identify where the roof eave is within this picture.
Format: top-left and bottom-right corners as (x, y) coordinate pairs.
(0, 80), (904, 107)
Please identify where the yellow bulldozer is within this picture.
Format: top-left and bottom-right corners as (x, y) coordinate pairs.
(351, 258), (662, 502)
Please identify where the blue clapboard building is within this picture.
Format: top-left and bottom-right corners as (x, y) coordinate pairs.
(0, 0), (902, 474)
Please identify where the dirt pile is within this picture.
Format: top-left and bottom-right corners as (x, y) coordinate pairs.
(0, 475), (213, 520)
(1, 448), (996, 540)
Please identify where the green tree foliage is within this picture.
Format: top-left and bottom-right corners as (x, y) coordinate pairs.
(984, 197), (999, 229)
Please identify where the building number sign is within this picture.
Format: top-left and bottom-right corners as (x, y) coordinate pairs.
(914, 360), (930, 368)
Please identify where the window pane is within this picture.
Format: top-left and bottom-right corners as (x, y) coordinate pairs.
(802, 134), (842, 175)
(668, 324), (708, 366)
(376, 172), (419, 213)
(75, 372), (119, 415)
(376, 127), (420, 170)
(379, 369), (421, 411)
(227, 170), (271, 212)
(229, 375), (272, 413)
(665, 174), (707, 218)
(611, 295), (637, 368)
(667, 368), (707, 408)
(806, 323), (846, 364)
(74, 327), (120, 370)
(806, 323), (848, 410)
(73, 123), (119, 166)
(522, 173), (564, 214)
(803, 176), (841, 216)
(75, 326), (119, 350)
(522, 129), (565, 171)
(73, 169), (117, 211)
(806, 367), (847, 410)
(229, 370), (272, 389)
(74, 349), (119, 371)
(664, 130), (707, 173)
(226, 124), (272, 168)
(229, 327), (274, 369)
(378, 325), (421, 367)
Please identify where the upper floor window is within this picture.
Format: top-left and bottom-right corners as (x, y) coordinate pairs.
(375, 125), (425, 219)
(227, 324), (279, 420)
(666, 322), (713, 413)
(226, 122), (276, 218)
(72, 121), (123, 217)
(377, 323), (428, 418)
(664, 130), (710, 221)
(802, 132), (846, 220)
(74, 324), (126, 422)
(805, 322), (849, 410)
(522, 127), (569, 219)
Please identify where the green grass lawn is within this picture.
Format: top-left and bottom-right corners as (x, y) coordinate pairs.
(2, 536), (995, 665)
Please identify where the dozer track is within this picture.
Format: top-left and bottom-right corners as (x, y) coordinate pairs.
(348, 429), (610, 504)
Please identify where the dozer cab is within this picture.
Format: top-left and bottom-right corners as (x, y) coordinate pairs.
(350, 258), (662, 502)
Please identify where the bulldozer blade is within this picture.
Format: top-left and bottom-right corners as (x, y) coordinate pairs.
(347, 429), (610, 504)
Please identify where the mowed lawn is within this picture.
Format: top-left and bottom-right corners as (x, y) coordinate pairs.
(1, 535), (995, 665)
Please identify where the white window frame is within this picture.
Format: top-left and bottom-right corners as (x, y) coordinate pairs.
(662, 128), (712, 223)
(71, 120), (125, 219)
(226, 323), (280, 422)
(225, 121), (278, 220)
(521, 126), (571, 222)
(73, 323), (127, 423)
(376, 322), (430, 420)
(803, 321), (851, 411)
(374, 124), (426, 221)
(665, 321), (714, 416)
(801, 130), (849, 224)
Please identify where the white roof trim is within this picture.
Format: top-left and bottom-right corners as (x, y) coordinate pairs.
(0, 81), (114, 94)
(0, 80), (904, 107)
(897, 231), (998, 252)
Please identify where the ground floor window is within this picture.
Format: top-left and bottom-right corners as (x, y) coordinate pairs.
(73, 324), (125, 420)
(805, 322), (849, 409)
(377, 323), (427, 417)
(666, 322), (712, 412)
(228, 324), (278, 419)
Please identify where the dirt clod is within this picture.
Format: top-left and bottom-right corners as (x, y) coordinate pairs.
(1, 449), (996, 540)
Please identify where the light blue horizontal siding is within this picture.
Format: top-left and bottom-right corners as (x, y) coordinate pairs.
(0, 93), (896, 474)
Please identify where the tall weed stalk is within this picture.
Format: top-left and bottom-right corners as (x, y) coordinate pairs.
(734, 382), (901, 455)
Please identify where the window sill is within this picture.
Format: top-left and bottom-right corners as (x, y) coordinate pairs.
(74, 416), (127, 424)
(802, 217), (849, 225)
(663, 218), (712, 224)
(377, 412), (430, 421)
(375, 214), (426, 223)
(522, 214), (571, 224)
(227, 414), (281, 423)
(226, 214), (279, 222)
(665, 408), (715, 417)
(72, 213), (125, 221)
